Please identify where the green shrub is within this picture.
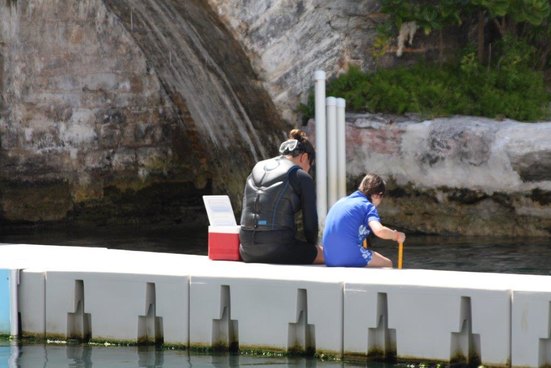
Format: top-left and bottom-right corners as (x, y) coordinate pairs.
(299, 62), (551, 122)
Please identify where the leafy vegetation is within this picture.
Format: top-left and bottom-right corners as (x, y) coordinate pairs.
(302, 61), (549, 121)
(379, 0), (551, 66)
(299, 0), (551, 122)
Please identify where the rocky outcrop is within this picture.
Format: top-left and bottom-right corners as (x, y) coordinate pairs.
(0, 0), (549, 238)
(0, 0), (286, 225)
(1, 0), (175, 223)
(204, 0), (551, 236)
(207, 0), (384, 123)
(316, 115), (551, 236)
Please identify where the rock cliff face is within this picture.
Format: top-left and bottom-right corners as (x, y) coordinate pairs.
(207, 0), (383, 122)
(0, 0), (550, 237)
(0, 0), (286, 225)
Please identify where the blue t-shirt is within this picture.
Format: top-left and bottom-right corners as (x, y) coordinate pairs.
(322, 191), (381, 267)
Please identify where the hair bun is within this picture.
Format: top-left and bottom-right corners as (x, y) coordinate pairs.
(282, 128), (316, 166)
(289, 128), (307, 142)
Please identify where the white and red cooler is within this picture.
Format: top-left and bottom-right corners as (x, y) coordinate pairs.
(207, 225), (240, 261)
(203, 195), (241, 261)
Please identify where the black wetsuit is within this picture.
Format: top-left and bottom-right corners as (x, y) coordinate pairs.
(239, 156), (318, 264)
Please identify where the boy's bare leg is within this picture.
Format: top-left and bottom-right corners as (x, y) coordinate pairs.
(367, 251), (393, 268)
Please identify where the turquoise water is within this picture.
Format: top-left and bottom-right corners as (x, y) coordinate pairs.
(0, 341), (397, 368)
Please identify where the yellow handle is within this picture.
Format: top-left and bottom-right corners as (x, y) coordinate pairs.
(398, 242), (404, 269)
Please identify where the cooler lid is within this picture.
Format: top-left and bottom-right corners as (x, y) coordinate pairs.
(202, 195), (238, 226)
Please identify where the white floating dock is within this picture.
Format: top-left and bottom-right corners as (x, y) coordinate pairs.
(0, 243), (550, 367)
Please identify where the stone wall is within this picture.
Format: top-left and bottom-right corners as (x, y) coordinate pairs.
(306, 115), (551, 236)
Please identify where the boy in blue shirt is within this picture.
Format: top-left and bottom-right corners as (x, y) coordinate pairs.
(323, 173), (406, 267)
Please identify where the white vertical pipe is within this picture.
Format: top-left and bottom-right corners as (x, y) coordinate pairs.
(336, 98), (347, 199)
(326, 97), (338, 209)
(10, 269), (19, 337)
(314, 70), (327, 225)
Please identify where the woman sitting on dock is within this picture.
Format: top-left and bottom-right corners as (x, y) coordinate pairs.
(239, 129), (324, 264)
